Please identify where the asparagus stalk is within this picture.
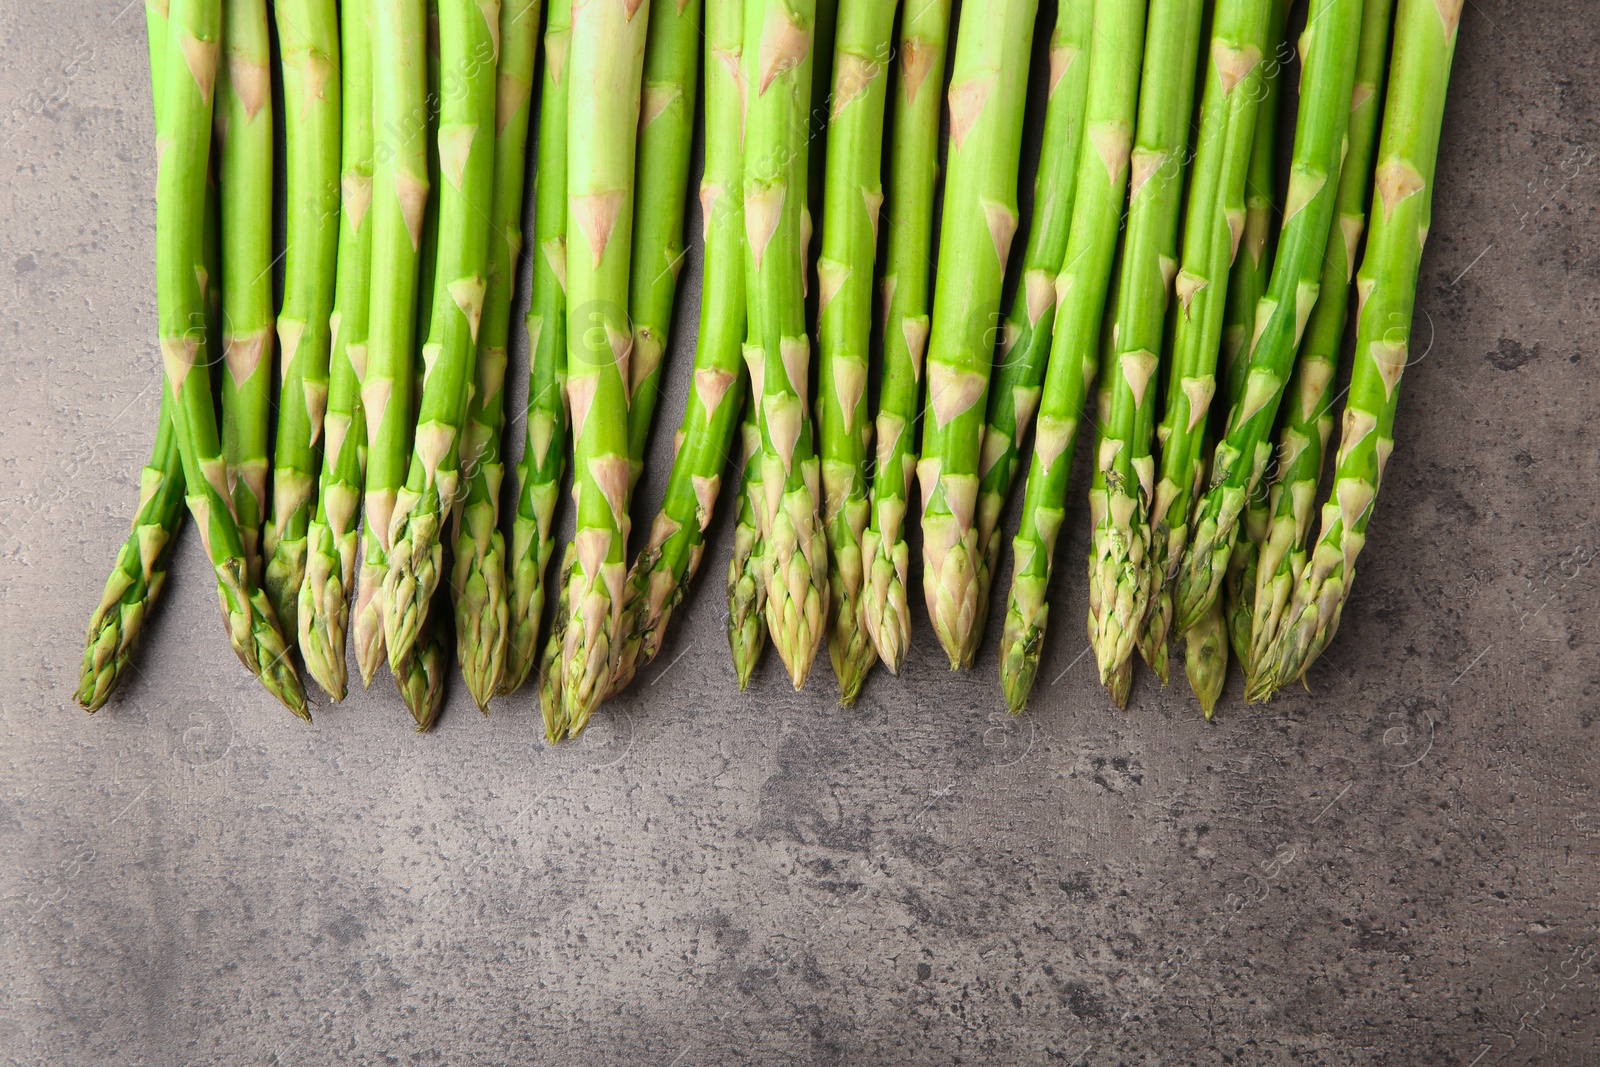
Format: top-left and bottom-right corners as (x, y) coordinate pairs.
(216, 0), (275, 588)
(972, 0), (1095, 644)
(741, 0), (828, 690)
(917, 0), (1038, 670)
(1212, 0), (1288, 666)
(1172, 0), (1366, 635)
(1136, 0), (1276, 684)
(381, 0), (500, 669)
(1251, 0), (1462, 696)
(549, 0), (652, 735)
(726, 393), (768, 687)
(1083, 0), (1206, 699)
(1219, 0), (1288, 405)
(997, 0), (1146, 713)
(1224, 475), (1269, 660)
(397, 585), (450, 728)
(623, 0), (704, 485)
(613, 0), (748, 691)
(449, 0), (543, 709)
(262, 0), (342, 635)
(77, 0), (188, 711)
(1184, 593), (1229, 718)
(1247, 0), (1395, 681)
(353, 0), (431, 686)
(858, 0), (951, 674)
(502, 0), (572, 697)
(814, 0), (898, 703)
(157, 0), (307, 715)
(300, 0), (374, 702)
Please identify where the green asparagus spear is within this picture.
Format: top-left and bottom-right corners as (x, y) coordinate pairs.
(1136, 0), (1275, 684)
(300, 0), (374, 702)
(614, 0), (748, 691)
(77, 0), (188, 712)
(997, 0), (1146, 713)
(742, 0), (828, 690)
(1251, 0), (1462, 696)
(217, 0), (275, 587)
(502, 0), (572, 697)
(1213, 0), (1288, 667)
(550, 0), (652, 735)
(449, 0), (543, 709)
(1218, 0), (1288, 402)
(1084, 0), (1206, 699)
(1246, 0), (1394, 683)
(396, 585), (450, 729)
(727, 393), (768, 687)
(353, 0), (431, 687)
(1184, 593), (1229, 718)
(815, 0), (898, 704)
(972, 0), (1095, 649)
(917, 0), (1038, 669)
(623, 0), (703, 485)
(1172, 0), (1366, 635)
(157, 0), (307, 715)
(262, 0), (342, 635)
(858, 0), (951, 674)
(382, 0), (499, 669)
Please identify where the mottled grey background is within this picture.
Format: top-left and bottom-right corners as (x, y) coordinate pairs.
(2, 1), (1597, 1064)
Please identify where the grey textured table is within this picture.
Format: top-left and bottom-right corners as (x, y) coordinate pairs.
(3, 2), (1597, 1064)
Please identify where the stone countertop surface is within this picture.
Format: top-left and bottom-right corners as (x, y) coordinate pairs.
(1, 1), (1596, 1064)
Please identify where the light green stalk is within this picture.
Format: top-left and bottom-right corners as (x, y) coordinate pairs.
(972, 0), (1094, 648)
(614, 0), (748, 692)
(997, 0), (1145, 714)
(502, 0), (572, 697)
(815, 0), (897, 704)
(917, 0), (1038, 669)
(382, 0), (500, 669)
(157, 0), (306, 715)
(217, 0), (275, 587)
(623, 0), (703, 484)
(77, 0), (188, 712)
(742, 0), (827, 690)
(263, 0), (342, 634)
(1251, 0), (1462, 696)
(1136, 0), (1275, 684)
(858, 0), (951, 674)
(1084, 0), (1205, 699)
(353, 0), (431, 687)
(1172, 0), (1365, 634)
(450, 0), (543, 709)
(549, 0), (651, 736)
(300, 0), (374, 702)
(1246, 0), (1394, 682)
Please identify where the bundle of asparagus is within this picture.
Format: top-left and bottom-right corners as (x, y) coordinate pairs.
(77, 0), (1464, 727)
